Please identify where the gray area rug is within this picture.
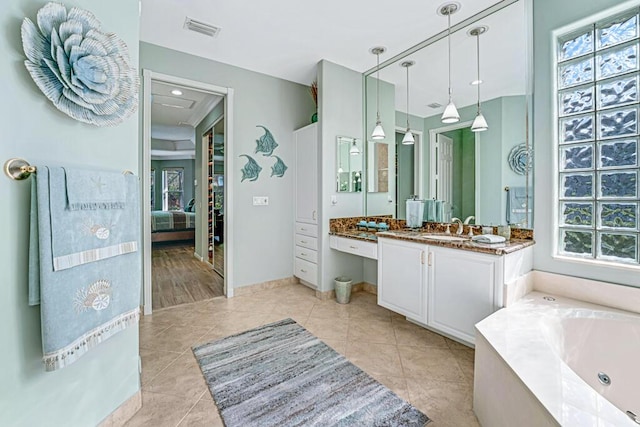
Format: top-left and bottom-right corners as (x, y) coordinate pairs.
(193, 318), (431, 426)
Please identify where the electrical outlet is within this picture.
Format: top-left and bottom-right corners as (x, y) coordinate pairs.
(253, 196), (269, 206)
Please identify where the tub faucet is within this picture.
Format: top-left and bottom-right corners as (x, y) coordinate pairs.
(451, 217), (464, 235)
(464, 215), (475, 225)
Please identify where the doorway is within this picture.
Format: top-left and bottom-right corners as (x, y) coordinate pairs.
(428, 121), (477, 222)
(142, 71), (235, 315)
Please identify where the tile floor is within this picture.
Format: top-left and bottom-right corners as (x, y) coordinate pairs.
(127, 283), (480, 427)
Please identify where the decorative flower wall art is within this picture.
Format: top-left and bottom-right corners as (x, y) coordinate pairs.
(240, 125), (288, 182)
(21, 2), (139, 126)
(508, 143), (533, 175)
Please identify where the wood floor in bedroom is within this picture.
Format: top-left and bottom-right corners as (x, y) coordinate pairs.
(152, 241), (224, 309)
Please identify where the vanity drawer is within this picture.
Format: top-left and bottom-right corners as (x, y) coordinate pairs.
(295, 234), (318, 250)
(295, 222), (318, 237)
(331, 236), (378, 260)
(295, 246), (318, 263)
(294, 257), (317, 285)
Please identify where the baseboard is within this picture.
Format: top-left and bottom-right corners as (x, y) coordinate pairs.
(193, 251), (204, 262)
(234, 276), (298, 296)
(352, 282), (377, 295)
(315, 289), (335, 300)
(98, 390), (141, 427)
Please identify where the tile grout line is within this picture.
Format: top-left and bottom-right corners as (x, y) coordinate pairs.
(174, 389), (208, 427)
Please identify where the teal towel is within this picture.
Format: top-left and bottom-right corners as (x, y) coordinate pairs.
(65, 167), (126, 210)
(28, 166), (141, 371)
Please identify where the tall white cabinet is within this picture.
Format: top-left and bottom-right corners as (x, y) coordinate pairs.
(293, 124), (319, 288)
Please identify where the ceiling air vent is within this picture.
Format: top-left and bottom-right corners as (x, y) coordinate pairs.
(183, 17), (221, 38)
(427, 102), (443, 109)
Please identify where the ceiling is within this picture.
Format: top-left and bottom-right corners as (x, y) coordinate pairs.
(139, 0), (523, 90)
(150, 81), (223, 159)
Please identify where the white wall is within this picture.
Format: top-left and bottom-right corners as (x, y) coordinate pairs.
(533, 0), (640, 288)
(0, 1), (140, 424)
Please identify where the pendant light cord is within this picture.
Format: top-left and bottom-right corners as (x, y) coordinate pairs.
(376, 52), (381, 122)
(476, 33), (481, 113)
(447, 11), (452, 101)
(406, 65), (410, 129)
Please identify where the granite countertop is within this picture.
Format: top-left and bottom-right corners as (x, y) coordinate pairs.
(330, 229), (534, 255)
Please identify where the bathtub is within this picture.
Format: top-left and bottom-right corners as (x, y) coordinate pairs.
(474, 291), (640, 426)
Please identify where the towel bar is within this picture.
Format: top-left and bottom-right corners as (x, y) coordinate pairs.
(4, 158), (133, 181)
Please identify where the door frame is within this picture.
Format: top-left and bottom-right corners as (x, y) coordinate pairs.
(425, 121), (478, 219)
(142, 70), (235, 315)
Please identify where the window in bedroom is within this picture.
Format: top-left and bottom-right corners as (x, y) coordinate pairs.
(162, 168), (184, 211)
(556, 8), (640, 265)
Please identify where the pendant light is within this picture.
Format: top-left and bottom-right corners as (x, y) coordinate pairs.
(370, 46), (387, 140)
(401, 60), (416, 145)
(349, 138), (360, 155)
(469, 26), (489, 132)
(439, 3), (461, 124)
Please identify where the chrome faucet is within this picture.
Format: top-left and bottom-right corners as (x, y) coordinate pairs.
(464, 215), (475, 225)
(451, 217), (464, 235)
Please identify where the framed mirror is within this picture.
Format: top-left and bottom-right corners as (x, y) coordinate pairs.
(364, 0), (533, 228)
(336, 136), (363, 192)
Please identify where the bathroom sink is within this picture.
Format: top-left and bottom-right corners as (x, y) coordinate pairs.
(419, 234), (469, 242)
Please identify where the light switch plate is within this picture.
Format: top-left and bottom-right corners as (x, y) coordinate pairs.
(253, 196), (269, 206)
(331, 195), (337, 205)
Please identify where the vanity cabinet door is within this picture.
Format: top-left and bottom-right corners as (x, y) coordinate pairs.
(428, 246), (502, 345)
(377, 238), (427, 323)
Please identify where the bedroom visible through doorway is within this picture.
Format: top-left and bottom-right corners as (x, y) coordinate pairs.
(148, 80), (224, 309)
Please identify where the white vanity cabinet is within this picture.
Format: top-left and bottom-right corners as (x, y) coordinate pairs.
(377, 236), (530, 346)
(377, 238), (428, 323)
(428, 246), (502, 345)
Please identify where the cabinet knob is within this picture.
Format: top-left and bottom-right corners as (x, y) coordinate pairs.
(312, 210), (317, 220)
(301, 252), (307, 256)
(300, 240), (308, 244)
(300, 269), (307, 273)
(349, 245), (358, 249)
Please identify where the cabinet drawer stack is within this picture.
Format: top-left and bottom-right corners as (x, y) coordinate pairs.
(294, 223), (318, 287)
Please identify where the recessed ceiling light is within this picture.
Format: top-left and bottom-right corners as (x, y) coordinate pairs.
(171, 89), (183, 96)
(470, 80), (483, 86)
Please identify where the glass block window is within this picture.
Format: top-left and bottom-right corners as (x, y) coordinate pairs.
(557, 8), (640, 264)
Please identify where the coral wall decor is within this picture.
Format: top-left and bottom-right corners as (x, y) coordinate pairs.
(21, 2), (138, 126)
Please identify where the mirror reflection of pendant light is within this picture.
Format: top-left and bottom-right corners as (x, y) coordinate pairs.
(439, 3), (461, 124)
(370, 46), (387, 140)
(469, 26), (489, 132)
(349, 138), (360, 155)
(401, 60), (416, 145)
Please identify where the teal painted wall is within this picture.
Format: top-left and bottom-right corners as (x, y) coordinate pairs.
(140, 42), (315, 288)
(396, 131), (415, 219)
(151, 159), (196, 211)
(0, 1), (140, 425)
(533, 0), (640, 287)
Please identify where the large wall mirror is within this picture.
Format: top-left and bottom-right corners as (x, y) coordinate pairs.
(364, 0), (533, 229)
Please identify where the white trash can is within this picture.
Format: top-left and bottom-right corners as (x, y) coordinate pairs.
(334, 276), (353, 304)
